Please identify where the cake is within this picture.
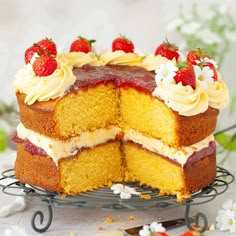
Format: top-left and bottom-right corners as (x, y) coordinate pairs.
(13, 36), (229, 201)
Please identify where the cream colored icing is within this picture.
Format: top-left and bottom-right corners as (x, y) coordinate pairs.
(140, 54), (171, 71)
(124, 129), (215, 167)
(17, 123), (214, 167)
(14, 56), (76, 105)
(17, 123), (121, 165)
(99, 50), (142, 65)
(152, 81), (209, 116)
(207, 79), (229, 110)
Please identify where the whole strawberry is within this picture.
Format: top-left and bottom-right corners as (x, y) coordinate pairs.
(181, 230), (202, 236)
(174, 61), (196, 89)
(32, 54), (57, 77)
(155, 39), (179, 61)
(24, 45), (46, 64)
(37, 38), (57, 56)
(112, 35), (134, 53)
(70, 36), (96, 53)
(203, 62), (218, 81)
(187, 48), (210, 65)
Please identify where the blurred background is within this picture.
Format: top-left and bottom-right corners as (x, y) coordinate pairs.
(0, 0), (236, 156)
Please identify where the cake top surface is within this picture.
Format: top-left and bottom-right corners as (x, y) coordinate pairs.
(13, 36), (229, 116)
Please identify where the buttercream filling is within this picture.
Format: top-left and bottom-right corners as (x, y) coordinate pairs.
(16, 123), (215, 167)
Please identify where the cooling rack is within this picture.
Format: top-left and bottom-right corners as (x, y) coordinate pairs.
(0, 166), (234, 233)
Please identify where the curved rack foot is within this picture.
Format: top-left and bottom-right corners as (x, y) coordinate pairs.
(31, 205), (53, 233)
(184, 202), (208, 233)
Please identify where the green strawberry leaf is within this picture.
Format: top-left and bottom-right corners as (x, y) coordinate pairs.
(215, 132), (236, 151)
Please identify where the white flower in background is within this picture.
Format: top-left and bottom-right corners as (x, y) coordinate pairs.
(195, 57), (218, 69)
(194, 65), (214, 89)
(166, 17), (183, 31)
(180, 21), (201, 35)
(225, 30), (236, 42)
(111, 183), (140, 199)
(216, 199), (236, 234)
(197, 29), (222, 45)
(155, 61), (178, 85)
(139, 222), (166, 236)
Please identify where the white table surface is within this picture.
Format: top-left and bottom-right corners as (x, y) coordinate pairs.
(0, 149), (236, 236)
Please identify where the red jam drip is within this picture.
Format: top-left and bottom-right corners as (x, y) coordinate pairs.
(13, 134), (47, 156)
(71, 65), (156, 94)
(184, 141), (216, 168)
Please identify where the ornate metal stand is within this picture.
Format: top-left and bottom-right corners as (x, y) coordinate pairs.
(0, 166), (234, 233)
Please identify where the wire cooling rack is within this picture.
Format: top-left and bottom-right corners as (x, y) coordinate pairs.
(0, 166), (234, 233)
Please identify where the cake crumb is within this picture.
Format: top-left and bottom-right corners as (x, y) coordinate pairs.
(98, 227), (104, 231)
(129, 215), (135, 221)
(103, 216), (115, 224)
(139, 194), (151, 200)
(70, 232), (76, 236)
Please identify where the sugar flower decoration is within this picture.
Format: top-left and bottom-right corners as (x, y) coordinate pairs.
(155, 61), (178, 85)
(139, 222), (166, 236)
(194, 65), (214, 89)
(111, 183), (140, 199)
(216, 199), (236, 234)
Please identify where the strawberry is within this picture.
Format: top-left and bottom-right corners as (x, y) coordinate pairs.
(70, 36), (96, 53)
(24, 45), (45, 64)
(187, 48), (210, 65)
(174, 61), (196, 89)
(112, 35), (134, 53)
(32, 54), (57, 77)
(155, 39), (179, 61)
(37, 38), (57, 56)
(181, 230), (202, 236)
(204, 62), (218, 81)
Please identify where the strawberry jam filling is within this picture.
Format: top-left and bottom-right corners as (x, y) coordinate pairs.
(72, 65), (155, 94)
(13, 134), (47, 156)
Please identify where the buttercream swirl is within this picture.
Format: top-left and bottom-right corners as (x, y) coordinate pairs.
(152, 82), (209, 116)
(14, 57), (76, 105)
(57, 52), (101, 68)
(140, 54), (170, 71)
(207, 79), (229, 110)
(99, 50), (142, 65)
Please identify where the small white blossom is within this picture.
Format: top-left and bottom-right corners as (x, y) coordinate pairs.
(139, 222), (166, 236)
(111, 184), (140, 199)
(155, 61), (178, 85)
(216, 209), (236, 234)
(180, 21), (201, 35)
(216, 199), (236, 234)
(194, 65), (214, 89)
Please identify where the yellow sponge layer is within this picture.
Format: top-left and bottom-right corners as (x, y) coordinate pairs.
(59, 142), (123, 194)
(120, 88), (177, 145)
(55, 83), (119, 137)
(124, 142), (187, 196)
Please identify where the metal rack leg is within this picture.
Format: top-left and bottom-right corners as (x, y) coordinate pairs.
(31, 205), (53, 233)
(184, 202), (208, 233)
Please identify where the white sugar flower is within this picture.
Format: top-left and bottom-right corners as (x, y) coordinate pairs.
(111, 184), (140, 199)
(139, 222), (166, 236)
(155, 61), (178, 85)
(194, 65), (214, 89)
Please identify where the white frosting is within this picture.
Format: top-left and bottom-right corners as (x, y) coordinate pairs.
(17, 123), (214, 167)
(123, 129), (215, 167)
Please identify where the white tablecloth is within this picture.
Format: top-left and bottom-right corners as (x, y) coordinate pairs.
(0, 149), (235, 236)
